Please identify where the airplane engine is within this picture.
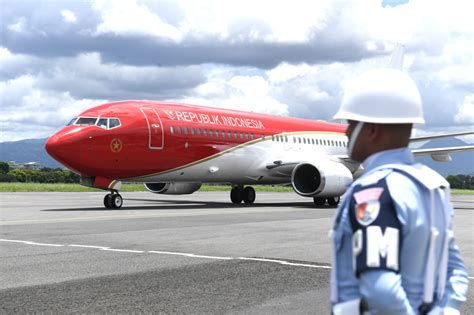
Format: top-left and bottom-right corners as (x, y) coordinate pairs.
(144, 182), (202, 195)
(291, 160), (353, 197)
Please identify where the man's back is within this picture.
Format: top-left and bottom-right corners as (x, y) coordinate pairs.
(331, 148), (468, 314)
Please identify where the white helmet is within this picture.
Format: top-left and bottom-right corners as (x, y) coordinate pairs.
(334, 68), (424, 124)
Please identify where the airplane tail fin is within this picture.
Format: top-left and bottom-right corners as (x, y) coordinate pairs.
(389, 44), (405, 70)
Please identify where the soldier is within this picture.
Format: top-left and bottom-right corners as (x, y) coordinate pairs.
(330, 68), (469, 314)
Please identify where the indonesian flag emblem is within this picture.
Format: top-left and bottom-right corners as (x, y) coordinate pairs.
(354, 187), (384, 226)
(356, 200), (380, 226)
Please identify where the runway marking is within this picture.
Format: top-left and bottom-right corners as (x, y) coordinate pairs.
(0, 239), (64, 247)
(2, 238), (472, 278)
(149, 250), (233, 260)
(238, 257), (332, 269)
(101, 248), (145, 253)
(68, 244), (109, 249)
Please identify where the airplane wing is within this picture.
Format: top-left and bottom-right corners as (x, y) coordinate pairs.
(411, 145), (474, 162)
(410, 131), (473, 142)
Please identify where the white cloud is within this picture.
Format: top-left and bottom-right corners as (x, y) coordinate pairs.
(177, 70), (289, 116)
(61, 10), (77, 23)
(455, 94), (474, 125)
(1, 0), (474, 142)
(7, 17), (26, 33)
(93, 0), (182, 41)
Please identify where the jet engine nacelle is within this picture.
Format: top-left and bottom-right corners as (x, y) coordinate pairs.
(144, 182), (202, 195)
(291, 160), (353, 197)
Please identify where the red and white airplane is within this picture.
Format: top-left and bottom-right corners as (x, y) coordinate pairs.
(45, 100), (473, 209)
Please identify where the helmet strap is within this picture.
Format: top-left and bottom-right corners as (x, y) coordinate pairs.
(347, 121), (364, 158)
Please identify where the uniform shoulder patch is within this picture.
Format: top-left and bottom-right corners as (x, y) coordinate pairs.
(353, 187), (384, 226)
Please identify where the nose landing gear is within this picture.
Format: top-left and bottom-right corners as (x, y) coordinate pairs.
(104, 191), (123, 209)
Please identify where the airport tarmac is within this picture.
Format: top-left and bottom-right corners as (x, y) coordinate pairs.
(1, 192), (472, 313)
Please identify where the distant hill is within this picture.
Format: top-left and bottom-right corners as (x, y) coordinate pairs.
(0, 137), (472, 175)
(413, 137), (473, 176)
(0, 138), (62, 168)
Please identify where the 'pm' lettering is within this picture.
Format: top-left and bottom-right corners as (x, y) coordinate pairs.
(366, 226), (399, 271)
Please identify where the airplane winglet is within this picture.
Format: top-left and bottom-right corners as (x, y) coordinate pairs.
(389, 44), (405, 70)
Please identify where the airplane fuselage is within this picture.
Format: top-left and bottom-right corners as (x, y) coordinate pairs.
(47, 101), (349, 183)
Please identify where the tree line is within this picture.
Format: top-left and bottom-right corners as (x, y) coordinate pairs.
(446, 175), (474, 190)
(0, 162), (79, 183)
(0, 161), (473, 189)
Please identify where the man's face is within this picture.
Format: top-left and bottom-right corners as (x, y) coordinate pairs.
(346, 120), (367, 162)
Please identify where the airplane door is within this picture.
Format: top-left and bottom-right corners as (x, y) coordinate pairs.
(140, 107), (164, 149)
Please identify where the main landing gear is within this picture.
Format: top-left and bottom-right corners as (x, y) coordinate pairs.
(313, 196), (340, 207)
(230, 185), (256, 204)
(104, 191), (123, 209)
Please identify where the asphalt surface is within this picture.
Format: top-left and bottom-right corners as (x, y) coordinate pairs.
(0, 192), (472, 314)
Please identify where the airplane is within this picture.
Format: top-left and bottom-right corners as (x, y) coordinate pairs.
(45, 99), (474, 209)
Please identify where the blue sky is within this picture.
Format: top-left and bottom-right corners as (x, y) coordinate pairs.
(1, 0), (473, 142)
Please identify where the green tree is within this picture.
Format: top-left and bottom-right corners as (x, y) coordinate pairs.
(0, 162), (10, 173)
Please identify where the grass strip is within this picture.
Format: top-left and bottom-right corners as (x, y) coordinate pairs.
(0, 183), (471, 195)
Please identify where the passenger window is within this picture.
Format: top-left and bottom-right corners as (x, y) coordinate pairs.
(234, 132), (238, 139)
(184, 127), (188, 135)
(109, 118), (121, 129)
(209, 129), (213, 137)
(190, 128), (195, 135)
(245, 133), (249, 140)
(203, 129), (207, 136)
(197, 128), (202, 136)
(177, 126), (182, 134)
(76, 117), (97, 125)
(170, 126), (175, 134)
(97, 118), (108, 129)
(251, 134), (255, 140)
(228, 131), (232, 138)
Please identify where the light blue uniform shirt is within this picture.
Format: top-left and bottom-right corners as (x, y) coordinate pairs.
(331, 148), (469, 314)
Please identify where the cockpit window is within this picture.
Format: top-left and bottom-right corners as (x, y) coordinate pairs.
(71, 116), (121, 129)
(109, 118), (121, 129)
(97, 118), (108, 129)
(76, 117), (98, 125)
(66, 118), (77, 126)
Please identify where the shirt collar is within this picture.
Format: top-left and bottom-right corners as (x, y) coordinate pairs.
(362, 147), (415, 173)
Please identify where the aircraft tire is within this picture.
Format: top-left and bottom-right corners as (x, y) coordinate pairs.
(111, 194), (123, 209)
(242, 186), (256, 204)
(327, 196), (340, 207)
(313, 197), (326, 207)
(104, 194), (113, 209)
(230, 187), (243, 204)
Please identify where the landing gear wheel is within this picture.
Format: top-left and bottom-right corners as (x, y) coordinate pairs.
(327, 196), (340, 207)
(242, 186), (256, 204)
(104, 194), (113, 209)
(313, 197), (326, 207)
(230, 187), (243, 204)
(111, 194), (123, 209)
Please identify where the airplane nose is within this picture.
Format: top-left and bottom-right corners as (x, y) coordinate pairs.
(45, 127), (85, 171)
(45, 134), (63, 160)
